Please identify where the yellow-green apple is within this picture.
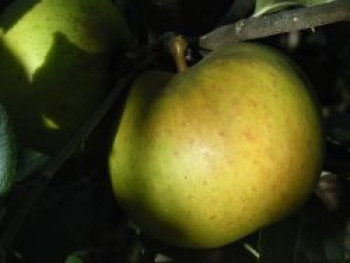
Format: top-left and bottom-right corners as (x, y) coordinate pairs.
(0, 0), (135, 154)
(108, 42), (325, 248)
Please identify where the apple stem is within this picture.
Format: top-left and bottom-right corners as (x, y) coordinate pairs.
(168, 35), (188, 73)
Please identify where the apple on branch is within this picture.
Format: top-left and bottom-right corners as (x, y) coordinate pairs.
(109, 38), (325, 248)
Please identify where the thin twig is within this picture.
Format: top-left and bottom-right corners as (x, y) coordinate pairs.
(41, 53), (158, 180)
(200, 1), (350, 50)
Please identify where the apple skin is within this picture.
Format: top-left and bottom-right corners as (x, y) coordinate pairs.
(0, 0), (134, 154)
(109, 43), (325, 248)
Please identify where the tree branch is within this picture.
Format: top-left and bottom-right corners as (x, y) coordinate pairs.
(199, 1), (350, 50)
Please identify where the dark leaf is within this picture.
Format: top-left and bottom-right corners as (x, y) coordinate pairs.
(16, 147), (51, 182)
(0, 104), (16, 196)
(258, 212), (300, 263)
(294, 195), (345, 263)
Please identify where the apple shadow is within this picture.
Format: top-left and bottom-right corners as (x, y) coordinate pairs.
(0, 31), (113, 154)
(0, 0), (39, 31)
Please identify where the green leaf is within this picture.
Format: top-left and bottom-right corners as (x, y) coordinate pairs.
(16, 146), (51, 182)
(65, 255), (84, 263)
(65, 251), (87, 263)
(253, 0), (335, 17)
(0, 103), (16, 196)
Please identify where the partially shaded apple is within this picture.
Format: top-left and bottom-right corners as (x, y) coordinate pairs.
(0, 0), (135, 154)
(109, 43), (325, 248)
